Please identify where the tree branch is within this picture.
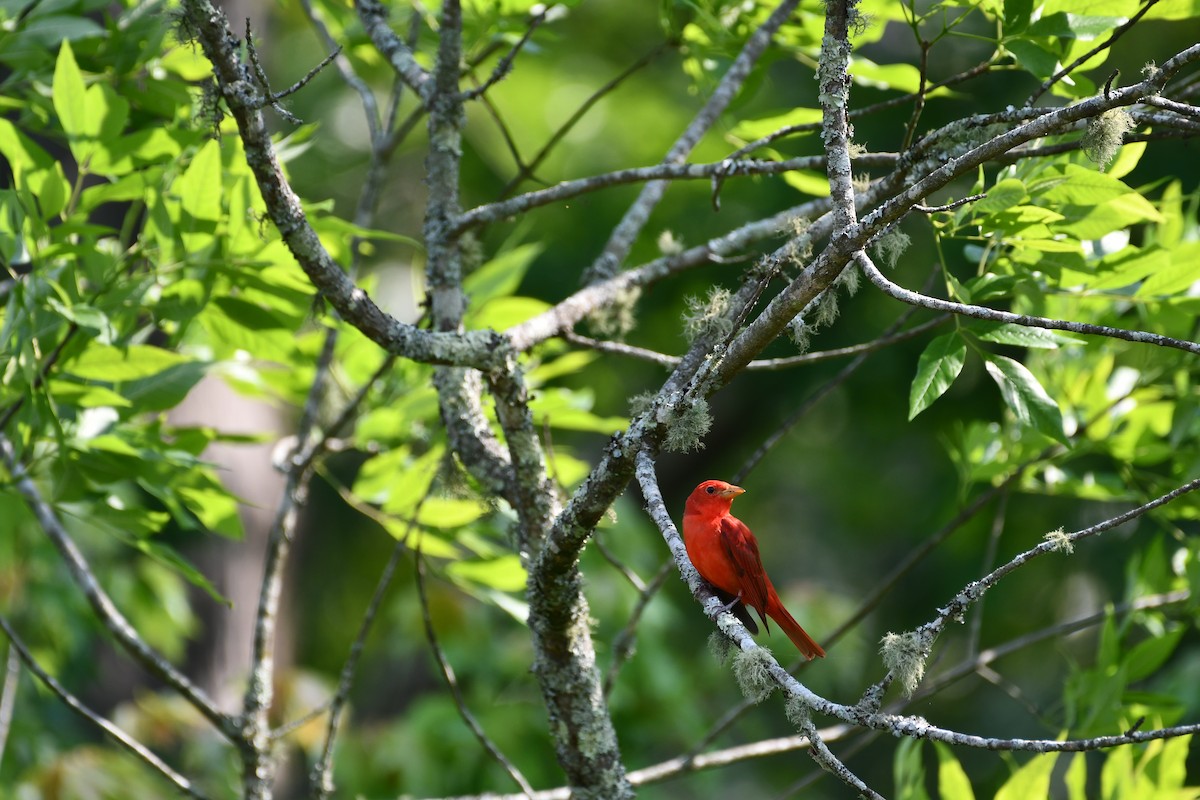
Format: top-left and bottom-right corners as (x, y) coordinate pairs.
(857, 251), (1200, 357)
(0, 434), (234, 738)
(240, 328), (337, 799)
(0, 616), (210, 799)
(584, 0), (803, 283)
(416, 551), (536, 797)
(181, 0), (507, 372)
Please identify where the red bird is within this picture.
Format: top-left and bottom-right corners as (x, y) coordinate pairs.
(682, 480), (825, 660)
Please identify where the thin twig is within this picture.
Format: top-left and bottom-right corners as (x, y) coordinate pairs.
(0, 640), (19, 765)
(309, 460), (443, 798)
(563, 315), (949, 371)
(241, 328), (338, 797)
(499, 41), (668, 197)
(0, 616), (210, 799)
(859, 251), (1200, 357)
(967, 491), (1008, 659)
(800, 716), (883, 800)
(416, 550), (536, 798)
(913, 193), (985, 213)
(732, 300), (926, 483)
(1026, 0), (1162, 105)
(0, 323), (78, 434)
(603, 559), (673, 696)
(463, 6), (548, 100)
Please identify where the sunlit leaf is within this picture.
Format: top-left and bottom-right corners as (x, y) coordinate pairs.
(909, 333), (966, 420)
(983, 354), (1066, 443)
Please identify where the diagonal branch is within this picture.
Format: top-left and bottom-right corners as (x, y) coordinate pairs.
(353, 0), (432, 103)
(584, 0), (803, 283)
(0, 434), (234, 738)
(0, 616), (210, 799)
(180, 0), (506, 372)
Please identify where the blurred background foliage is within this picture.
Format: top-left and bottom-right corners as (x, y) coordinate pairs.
(0, 0), (1199, 797)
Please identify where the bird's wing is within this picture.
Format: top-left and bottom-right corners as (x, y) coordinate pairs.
(717, 515), (772, 618)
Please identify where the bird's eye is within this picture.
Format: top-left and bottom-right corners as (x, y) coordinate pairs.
(705, 485), (715, 494)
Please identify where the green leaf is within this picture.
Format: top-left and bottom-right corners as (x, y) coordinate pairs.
(971, 321), (1083, 348)
(53, 40), (88, 153)
(1136, 242), (1200, 297)
(983, 354), (1066, 443)
(1100, 738), (1133, 799)
(135, 540), (231, 606)
(975, 178), (1027, 215)
(908, 333), (966, 420)
(1156, 734), (1191, 792)
(176, 139), (223, 223)
(446, 555), (527, 592)
(529, 387), (627, 433)
(1005, 39), (1059, 79)
(48, 380), (131, 409)
(1125, 626), (1184, 681)
(782, 169), (832, 197)
(1064, 753), (1087, 800)
(893, 737), (930, 800)
(174, 477), (243, 539)
(382, 520), (459, 558)
(66, 344), (191, 382)
(1085, 246), (1169, 291)
(995, 752), (1058, 800)
(120, 362), (209, 412)
(728, 107), (822, 142)
(416, 497), (490, 528)
(463, 243), (544, 306)
(933, 742), (975, 800)
(466, 296), (551, 330)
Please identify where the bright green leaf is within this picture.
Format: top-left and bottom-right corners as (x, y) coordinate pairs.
(463, 243), (543, 305)
(933, 742), (975, 800)
(971, 321), (1083, 348)
(53, 40), (88, 154)
(975, 178), (1027, 215)
(995, 752), (1058, 800)
(909, 333), (966, 420)
(447, 555), (527, 592)
(983, 354), (1067, 443)
(177, 139), (223, 223)
(66, 344), (191, 382)
(782, 169), (832, 197)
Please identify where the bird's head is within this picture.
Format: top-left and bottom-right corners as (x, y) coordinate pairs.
(685, 479), (745, 513)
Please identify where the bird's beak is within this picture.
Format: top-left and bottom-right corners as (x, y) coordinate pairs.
(718, 485), (745, 498)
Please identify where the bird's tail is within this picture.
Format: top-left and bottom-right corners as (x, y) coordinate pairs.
(768, 600), (825, 660)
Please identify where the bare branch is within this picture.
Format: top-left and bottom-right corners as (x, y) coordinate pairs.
(456, 153), (897, 233)
(603, 559), (673, 697)
(310, 476), (440, 797)
(0, 640), (19, 765)
(353, 0), (432, 102)
(857, 251), (1200, 357)
(463, 6), (549, 101)
(0, 616), (210, 799)
(916, 473), (1200, 648)
(564, 315), (949, 372)
(241, 329), (338, 798)
(585, 0), (803, 283)
(499, 41), (669, 197)
(800, 716), (883, 800)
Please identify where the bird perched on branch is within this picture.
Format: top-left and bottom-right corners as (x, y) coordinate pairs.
(683, 479), (825, 660)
